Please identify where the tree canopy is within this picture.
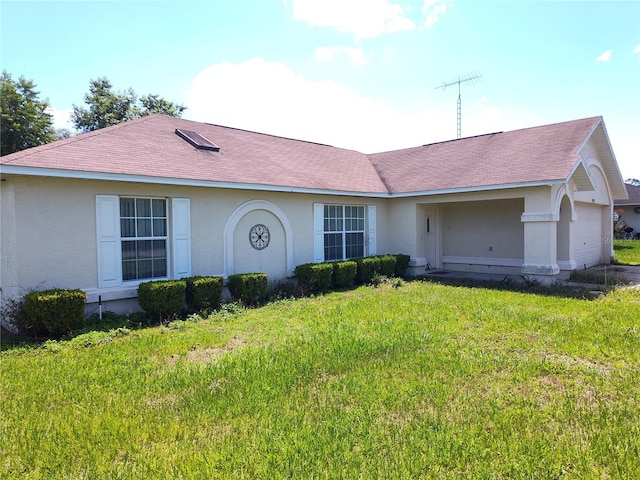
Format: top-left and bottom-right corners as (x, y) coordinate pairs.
(0, 71), (56, 156)
(71, 77), (186, 133)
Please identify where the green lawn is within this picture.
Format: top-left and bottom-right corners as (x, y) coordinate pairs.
(2, 279), (640, 479)
(614, 238), (640, 265)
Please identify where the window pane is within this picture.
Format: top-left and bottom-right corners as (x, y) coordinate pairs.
(120, 198), (135, 218)
(153, 219), (167, 237)
(152, 199), (166, 218)
(122, 241), (137, 260)
(122, 260), (137, 281)
(152, 239), (166, 258)
(137, 219), (152, 237)
(136, 198), (151, 217)
(137, 240), (152, 259)
(121, 218), (136, 238)
(153, 259), (167, 278)
(138, 260), (153, 279)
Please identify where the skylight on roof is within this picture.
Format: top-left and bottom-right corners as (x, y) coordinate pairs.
(175, 129), (220, 151)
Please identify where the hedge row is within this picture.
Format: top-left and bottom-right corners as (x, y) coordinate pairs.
(11, 254), (410, 337)
(295, 254), (410, 293)
(138, 275), (224, 320)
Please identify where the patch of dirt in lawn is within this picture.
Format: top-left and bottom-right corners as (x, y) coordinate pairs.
(168, 337), (247, 365)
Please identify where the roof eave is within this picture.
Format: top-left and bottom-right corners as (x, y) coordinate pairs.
(0, 165), (390, 199)
(387, 180), (564, 198)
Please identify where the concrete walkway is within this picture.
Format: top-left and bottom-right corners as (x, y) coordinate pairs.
(584, 265), (640, 286)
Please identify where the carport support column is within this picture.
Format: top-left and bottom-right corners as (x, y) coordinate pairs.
(521, 212), (559, 277)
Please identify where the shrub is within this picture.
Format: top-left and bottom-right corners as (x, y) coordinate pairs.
(331, 260), (357, 288)
(354, 256), (381, 285)
(378, 255), (397, 277)
(394, 254), (411, 277)
(294, 263), (333, 293)
(227, 273), (269, 306)
(138, 280), (186, 322)
(22, 289), (86, 338)
(185, 276), (223, 311)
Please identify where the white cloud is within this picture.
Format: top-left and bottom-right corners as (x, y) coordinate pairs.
(291, 0), (415, 40)
(185, 58), (462, 153)
(634, 45), (640, 54)
(314, 46), (371, 66)
(45, 105), (73, 130)
(422, 0), (447, 28)
(596, 50), (613, 62)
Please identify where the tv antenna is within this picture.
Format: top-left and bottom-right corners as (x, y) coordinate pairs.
(435, 72), (483, 139)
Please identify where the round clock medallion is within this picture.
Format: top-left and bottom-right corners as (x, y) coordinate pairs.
(249, 224), (270, 250)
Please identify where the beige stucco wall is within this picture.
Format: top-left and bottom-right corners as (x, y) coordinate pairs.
(386, 190), (528, 274)
(0, 175), (389, 310)
(1, 176), (99, 299)
(441, 199), (524, 260)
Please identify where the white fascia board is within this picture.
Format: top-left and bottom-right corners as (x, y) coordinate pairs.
(389, 180), (561, 199)
(574, 116), (602, 156)
(0, 165), (387, 198)
(0, 165), (564, 200)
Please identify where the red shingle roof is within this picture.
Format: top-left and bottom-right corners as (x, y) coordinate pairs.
(0, 114), (613, 196)
(369, 117), (601, 194)
(1, 115), (387, 194)
(616, 183), (640, 205)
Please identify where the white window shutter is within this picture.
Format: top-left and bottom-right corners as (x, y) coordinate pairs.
(172, 198), (191, 279)
(367, 205), (377, 256)
(313, 203), (325, 263)
(96, 195), (122, 288)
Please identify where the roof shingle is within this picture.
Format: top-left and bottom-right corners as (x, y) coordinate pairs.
(0, 114), (607, 196)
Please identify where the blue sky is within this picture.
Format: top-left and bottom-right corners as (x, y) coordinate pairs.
(2, 0), (639, 179)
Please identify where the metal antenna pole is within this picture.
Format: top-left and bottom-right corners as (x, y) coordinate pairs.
(435, 72), (483, 139)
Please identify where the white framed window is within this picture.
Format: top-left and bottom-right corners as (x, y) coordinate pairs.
(313, 203), (375, 262)
(120, 197), (168, 281)
(323, 205), (365, 261)
(96, 195), (191, 288)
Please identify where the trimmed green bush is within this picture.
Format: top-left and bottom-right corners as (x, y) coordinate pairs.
(227, 273), (269, 306)
(22, 289), (86, 338)
(394, 254), (411, 277)
(354, 256), (381, 285)
(331, 260), (357, 288)
(138, 280), (186, 321)
(185, 276), (223, 311)
(378, 255), (397, 277)
(295, 263), (333, 293)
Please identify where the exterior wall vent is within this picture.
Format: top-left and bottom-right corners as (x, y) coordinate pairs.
(175, 129), (220, 152)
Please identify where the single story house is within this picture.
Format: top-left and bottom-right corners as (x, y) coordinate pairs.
(0, 114), (628, 314)
(614, 183), (640, 237)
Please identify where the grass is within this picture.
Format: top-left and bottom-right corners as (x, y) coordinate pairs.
(2, 240), (638, 478)
(2, 278), (640, 479)
(613, 239), (640, 265)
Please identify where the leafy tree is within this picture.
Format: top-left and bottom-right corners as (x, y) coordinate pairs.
(139, 93), (186, 117)
(71, 77), (186, 133)
(54, 128), (73, 140)
(0, 71), (56, 156)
